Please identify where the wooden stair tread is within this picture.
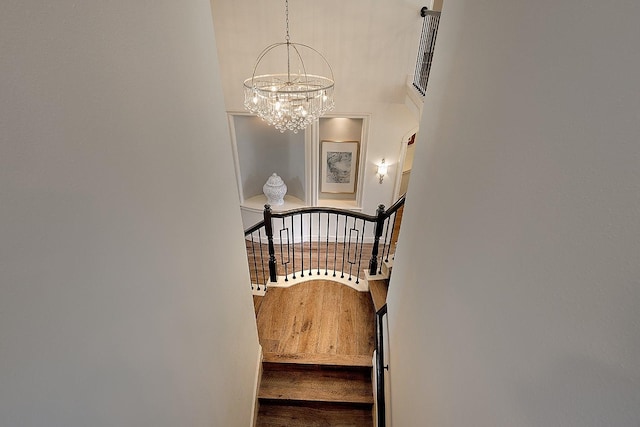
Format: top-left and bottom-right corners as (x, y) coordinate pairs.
(263, 352), (372, 368)
(259, 365), (374, 404)
(368, 279), (388, 312)
(257, 402), (373, 427)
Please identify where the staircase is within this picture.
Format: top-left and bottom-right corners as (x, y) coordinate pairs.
(247, 196), (403, 426)
(253, 277), (392, 426)
(253, 280), (378, 426)
(257, 354), (374, 426)
(368, 278), (389, 313)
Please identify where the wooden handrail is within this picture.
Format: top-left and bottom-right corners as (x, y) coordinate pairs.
(243, 220), (265, 236)
(243, 196), (405, 289)
(376, 303), (388, 427)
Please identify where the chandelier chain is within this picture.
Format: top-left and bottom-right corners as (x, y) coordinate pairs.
(243, 0), (334, 133)
(285, 0), (290, 81)
(285, 0), (290, 43)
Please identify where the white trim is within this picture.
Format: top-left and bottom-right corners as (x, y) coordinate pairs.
(251, 286), (266, 297)
(365, 269), (389, 282)
(381, 257), (394, 278)
(313, 113), (371, 209)
(245, 234), (389, 245)
(250, 345), (263, 427)
(309, 122), (319, 206)
(241, 194), (306, 214)
(372, 350), (379, 427)
(358, 115), (371, 209)
(266, 270), (370, 292)
(404, 79), (425, 120)
(305, 123), (315, 206)
(392, 127), (419, 201)
(227, 113), (244, 204)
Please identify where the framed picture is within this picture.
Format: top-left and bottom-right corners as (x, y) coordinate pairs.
(320, 140), (359, 194)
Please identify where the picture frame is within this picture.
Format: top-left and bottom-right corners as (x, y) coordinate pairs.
(320, 140), (360, 194)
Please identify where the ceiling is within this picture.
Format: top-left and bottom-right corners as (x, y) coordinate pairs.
(210, 0), (428, 113)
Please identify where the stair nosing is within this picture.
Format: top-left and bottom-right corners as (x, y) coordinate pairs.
(258, 394), (374, 405)
(263, 352), (373, 368)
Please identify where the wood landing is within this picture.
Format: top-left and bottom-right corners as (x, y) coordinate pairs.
(255, 280), (375, 427)
(256, 280), (375, 362)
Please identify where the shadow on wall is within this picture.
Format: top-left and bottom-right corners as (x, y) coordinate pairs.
(516, 356), (640, 425)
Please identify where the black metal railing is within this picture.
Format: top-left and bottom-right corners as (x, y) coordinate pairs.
(244, 196), (405, 291)
(413, 7), (441, 96)
(376, 303), (388, 427)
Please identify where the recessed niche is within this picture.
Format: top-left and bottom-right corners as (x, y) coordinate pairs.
(230, 113), (368, 227)
(233, 115), (306, 203)
(318, 117), (364, 204)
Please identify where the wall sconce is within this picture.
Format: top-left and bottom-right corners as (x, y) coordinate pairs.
(377, 159), (388, 184)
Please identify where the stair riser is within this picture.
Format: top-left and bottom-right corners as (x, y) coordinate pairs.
(257, 402), (373, 427)
(263, 362), (371, 373)
(259, 398), (373, 409)
(259, 364), (374, 405)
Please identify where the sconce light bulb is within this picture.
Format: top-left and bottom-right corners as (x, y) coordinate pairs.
(377, 159), (388, 184)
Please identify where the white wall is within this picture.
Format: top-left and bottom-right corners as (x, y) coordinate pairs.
(210, 0), (423, 215)
(234, 115), (306, 201)
(0, 1), (260, 426)
(388, 0), (640, 426)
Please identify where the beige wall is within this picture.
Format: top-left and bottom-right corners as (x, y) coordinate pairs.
(388, 0), (640, 425)
(210, 0), (423, 214)
(0, 1), (260, 426)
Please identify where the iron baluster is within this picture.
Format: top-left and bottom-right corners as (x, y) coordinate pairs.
(369, 204), (385, 276)
(258, 229), (267, 289)
(355, 220), (366, 285)
(291, 214), (297, 279)
(341, 213), (348, 278)
(250, 234), (259, 290)
(264, 204), (277, 283)
(325, 212), (330, 275)
(333, 213), (339, 276)
(317, 212), (321, 275)
(308, 212), (313, 276)
(299, 213), (304, 277)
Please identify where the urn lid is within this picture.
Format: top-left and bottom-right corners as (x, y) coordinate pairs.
(265, 173), (284, 187)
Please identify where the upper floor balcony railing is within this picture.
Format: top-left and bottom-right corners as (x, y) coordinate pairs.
(244, 196), (405, 292)
(413, 7), (441, 96)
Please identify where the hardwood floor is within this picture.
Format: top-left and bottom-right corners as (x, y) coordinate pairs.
(256, 280), (375, 360)
(246, 241), (377, 286)
(244, 199), (404, 289)
(259, 364), (374, 404)
(255, 280), (376, 426)
(257, 402), (373, 427)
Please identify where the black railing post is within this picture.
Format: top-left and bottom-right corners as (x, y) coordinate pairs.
(376, 304), (388, 427)
(263, 204), (277, 283)
(369, 204), (385, 275)
(245, 196), (405, 288)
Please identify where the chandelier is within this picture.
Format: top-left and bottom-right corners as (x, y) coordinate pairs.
(243, 0), (335, 133)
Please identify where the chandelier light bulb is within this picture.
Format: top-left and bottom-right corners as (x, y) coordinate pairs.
(243, 0), (334, 133)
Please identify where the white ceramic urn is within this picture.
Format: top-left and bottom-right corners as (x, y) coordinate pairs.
(263, 173), (287, 206)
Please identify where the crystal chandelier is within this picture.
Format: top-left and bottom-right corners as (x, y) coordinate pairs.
(243, 0), (335, 133)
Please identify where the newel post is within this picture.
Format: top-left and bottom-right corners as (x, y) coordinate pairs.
(263, 204), (278, 283)
(369, 204), (386, 275)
